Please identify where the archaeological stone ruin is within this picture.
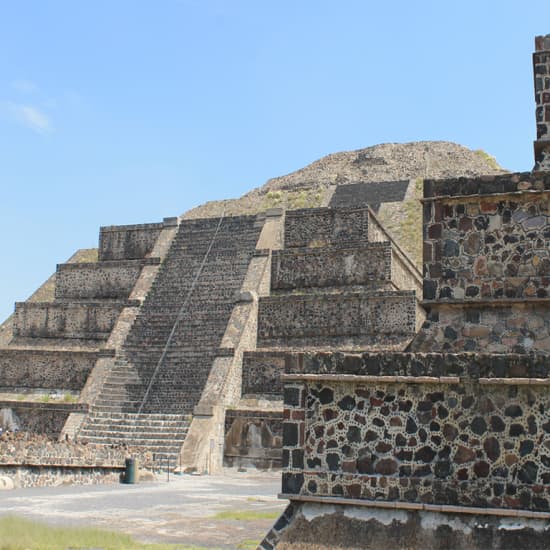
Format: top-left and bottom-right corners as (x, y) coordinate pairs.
(0, 34), (549, 548)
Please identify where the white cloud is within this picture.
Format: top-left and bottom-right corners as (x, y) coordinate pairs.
(11, 79), (37, 93)
(2, 101), (53, 134)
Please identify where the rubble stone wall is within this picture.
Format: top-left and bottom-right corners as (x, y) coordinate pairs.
(55, 259), (159, 300)
(13, 302), (127, 340)
(284, 207), (370, 248)
(0, 350), (99, 390)
(271, 244), (392, 292)
(98, 222), (164, 261)
(0, 401), (87, 436)
(0, 435), (134, 487)
(242, 351), (287, 396)
(258, 292), (417, 349)
(281, 352), (550, 513)
(423, 172), (550, 302)
(414, 303), (550, 354)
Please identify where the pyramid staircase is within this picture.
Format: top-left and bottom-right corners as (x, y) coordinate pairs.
(78, 215), (263, 463)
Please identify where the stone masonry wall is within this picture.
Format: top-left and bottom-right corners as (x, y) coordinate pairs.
(392, 248), (422, 297)
(0, 401), (87, 436)
(284, 207), (369, 248)
(13, 302), (127, 340)
(55, 259), (159, 300)
(0, 350), (102, 390)
(281, 352), (550, 513)
(242, 351), (287, 397)
(271, 243), (392, 293)
(414, 303), (550, 354)
(0, 434), (132, 487)
(367, 208), (391, 243)
(258, 292), (417, 349)
(534, 35), (550, 170)
(98, 222), (164, 261)
(423, 173), (550, 302)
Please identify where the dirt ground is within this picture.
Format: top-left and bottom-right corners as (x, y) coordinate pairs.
(0, 469), (287, 548)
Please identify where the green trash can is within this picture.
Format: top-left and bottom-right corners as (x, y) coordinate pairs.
(124, 457), (137, 484)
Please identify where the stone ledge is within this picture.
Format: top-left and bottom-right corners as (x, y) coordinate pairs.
(282, 351), (550, 379)
(56, 258), (161, 270)
(0, 400), (88, 412)
(0, 462), (125, 469)
(421, 298), (550, 307)
(216, 347), (235, 357)
(278, 494), (550, 520)
(479, 377), (550, 385)
(423, 171), (550, 199)
(99, 222), (164, 232)
(97, 348), (116, 357)
(281, 374), (460, 384)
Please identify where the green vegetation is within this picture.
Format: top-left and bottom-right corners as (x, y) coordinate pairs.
(40, 394), (50, 403)
(63, 393), (77, 403)
(237, 540), (261, 549)
(263, 190), (283, 208)
(261, 188), (324, 211)
(399, 199), (423, 268)
(212, 509), (280, 521)
(0, 515), (201, 550)
(474, 149), (503, 171)
(377, 179), (423, 269)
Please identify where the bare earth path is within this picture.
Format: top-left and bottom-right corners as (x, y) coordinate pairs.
(0, 470), (286, 548)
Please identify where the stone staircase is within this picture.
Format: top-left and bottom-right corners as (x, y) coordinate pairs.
(78, 411), (190, 465)
(78, 215), (263, 462)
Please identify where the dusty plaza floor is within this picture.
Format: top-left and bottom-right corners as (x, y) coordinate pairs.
(0, 469), (286, 548)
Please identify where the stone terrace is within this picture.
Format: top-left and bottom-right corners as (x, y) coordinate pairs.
(224, 205), (424, 470)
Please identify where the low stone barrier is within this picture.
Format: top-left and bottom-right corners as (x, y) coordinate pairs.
(0, 432), (154, 488)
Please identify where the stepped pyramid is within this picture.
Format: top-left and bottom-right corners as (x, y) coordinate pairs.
(225, 205), (424, 468)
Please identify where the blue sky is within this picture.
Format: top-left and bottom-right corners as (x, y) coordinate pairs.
(1, 1), (549, 321)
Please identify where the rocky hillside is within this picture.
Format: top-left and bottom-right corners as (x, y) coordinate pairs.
(183, 141), (506, 267)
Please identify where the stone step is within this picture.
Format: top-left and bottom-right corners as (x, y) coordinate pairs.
(81, 420), (188, 431)
(79, 435), (183, 451)
(79, 429), (188, 441)
(88, 411), (187, 421)
(83, 423), (187, 434)
(81, 442), (183, 455)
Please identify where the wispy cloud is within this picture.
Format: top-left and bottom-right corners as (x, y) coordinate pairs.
(2, 101), (53, 134)
(11, 79), (37, 93)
